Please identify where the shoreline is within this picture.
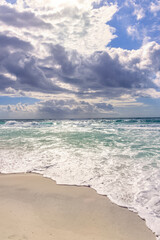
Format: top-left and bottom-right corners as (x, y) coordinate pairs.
(0, 173), (156, 240)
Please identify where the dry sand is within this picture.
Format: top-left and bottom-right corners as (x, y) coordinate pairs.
(0, 173), (156, 240)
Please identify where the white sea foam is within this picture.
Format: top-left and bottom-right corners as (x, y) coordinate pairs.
(0, 119), (160, 239)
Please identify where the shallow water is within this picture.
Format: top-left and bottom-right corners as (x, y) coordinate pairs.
(0, 118), (160, 239)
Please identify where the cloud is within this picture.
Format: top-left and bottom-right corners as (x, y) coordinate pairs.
(121, 0), (160, 45)
(44, 41), (159, 98)
(95, 103), (114, 110)
(7, 103), (28, 112)
(0, 0), (118, 54)
(0, 33), (33, 50)
(0, 49), (68, 94)
(0, 99), (114, 119)
(136, 88), (160, 99)
(0, 0), (160, 118)
(150, 0), (160, 14)
(124, 0), (145, 20)
(133, 7), (145, 20)
(0, 39), (160, 102)
(127, 25), (140, 40)
(0, 74), (14, 90)
(0, 102), (37, 119)
(0, 0), (158, 97)
(37, 99), (114, 118)
(0, 5), (53, 29)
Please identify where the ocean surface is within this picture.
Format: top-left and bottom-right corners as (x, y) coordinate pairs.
(0, 118), (160, 238)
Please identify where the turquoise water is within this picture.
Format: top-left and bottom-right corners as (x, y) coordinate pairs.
(0, 118), (160, 238)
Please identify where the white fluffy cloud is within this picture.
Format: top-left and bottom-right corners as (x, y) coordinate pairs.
(125, 0), (145, 20)
(107, 41), (160, 73)
(127, 25), (140, 40)
(150, 0), (160, 14)
(0, 0), (117, 54)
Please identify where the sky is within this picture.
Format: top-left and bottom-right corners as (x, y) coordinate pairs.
(0, 0), (160, 119)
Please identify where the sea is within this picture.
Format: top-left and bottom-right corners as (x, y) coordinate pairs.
(0, 118), (160, 239)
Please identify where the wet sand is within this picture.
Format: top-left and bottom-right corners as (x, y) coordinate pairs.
(0, 173), (156, 240)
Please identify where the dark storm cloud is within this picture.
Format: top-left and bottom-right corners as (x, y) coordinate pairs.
(45, 44), (158, 98)
(38, 44), (83, 87)
(86, 52), (148, 89)
(1, 51), (67, 93)
(0, 73), (14, 90)
(0, 33), (160, 100)
(39, 44), (80, 81)
(95, 103), (114, 111)
(0, 5), (53, 29)
(0, 33), (33, 50)
(0, 43), (67, 94)
(50, 44), (77, 76)
(37, 99), (114, 118)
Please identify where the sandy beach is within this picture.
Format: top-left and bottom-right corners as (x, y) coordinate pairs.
(0, 173), (155, 240)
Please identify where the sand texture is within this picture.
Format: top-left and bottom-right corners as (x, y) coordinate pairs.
(0, 173), (156, 240)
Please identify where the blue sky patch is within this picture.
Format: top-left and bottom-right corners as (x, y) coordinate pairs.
(0, 96), (40, 105)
